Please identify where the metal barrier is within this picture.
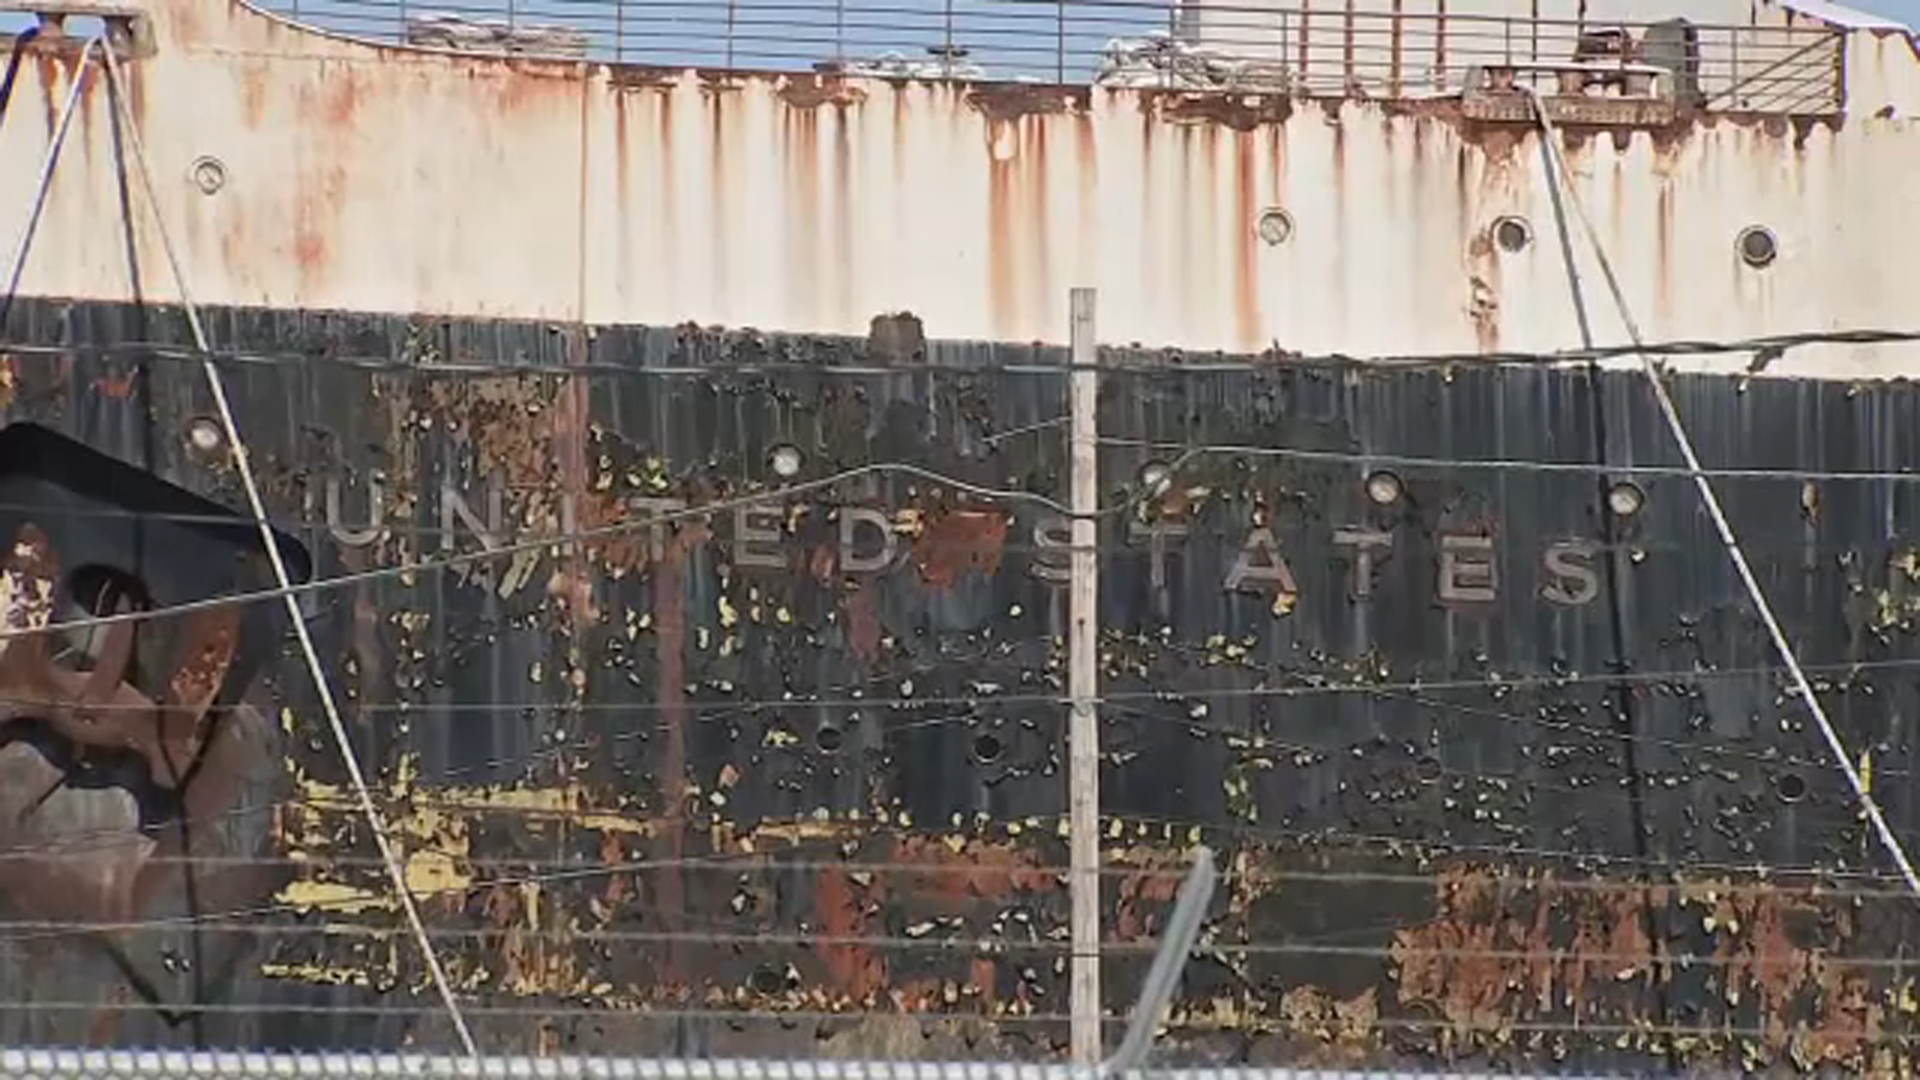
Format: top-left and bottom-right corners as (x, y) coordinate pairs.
(0, 1056), (1648, 1079)
(252, 0), (1844, 113)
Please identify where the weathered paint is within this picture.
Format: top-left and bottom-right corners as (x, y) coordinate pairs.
(0, 302), (1919, 1069)
(0, 0), (1914, 376)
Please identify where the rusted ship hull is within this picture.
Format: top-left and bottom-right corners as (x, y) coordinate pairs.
(0, 296), (1917, 1071)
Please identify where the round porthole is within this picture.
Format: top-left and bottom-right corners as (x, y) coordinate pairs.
(1364, 470), (1404, 506)
(767, 443), (803, 479)
(971, 730), (1005, 765)
(1491, 216), (1533, 254)
(189, 156), (227, 196)
(1775, 772), (1807, 803)
(1737, 225), (1778, 268)
(185, 417), (226, 455)
(1605, 481), (1646, 518)
(1256, 208), (1294, 247)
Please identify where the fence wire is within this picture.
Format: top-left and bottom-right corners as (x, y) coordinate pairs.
(0, 1054), (1657, 1079)
(241, 0), (1845, 113)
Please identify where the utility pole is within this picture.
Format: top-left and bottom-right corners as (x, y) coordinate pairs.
(1067, 287), (1102, 1065)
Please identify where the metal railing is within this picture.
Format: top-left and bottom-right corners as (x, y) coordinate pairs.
(253, 0), (1845, 113)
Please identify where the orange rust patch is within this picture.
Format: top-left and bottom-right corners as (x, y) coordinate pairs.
(91, 372), (136, 400)
(779, 74), (866, 110)
(966, 85), (1084, 125)
(1149, 91), (1294, 132)
(813, 867), (883, 1000)
(911, 510), (1008, 588)
(888, 834), (1056, 902)
(844, 584), (881, 662)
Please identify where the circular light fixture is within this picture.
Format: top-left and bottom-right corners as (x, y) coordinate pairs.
(1491, 215), (1533, 254)
(186, 417), (226, 454)
(1137, 460), (1173, 498)
(1737, 225), (1778, 268)
(1255, 208), (1294, 247)
(815, 724), (844, 753)
(1364, 470), (1403, 506)
(1605, 480), (1646, 518)
(768, 443), (804, 479)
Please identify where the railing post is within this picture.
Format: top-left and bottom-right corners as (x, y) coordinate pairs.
(506, 0), (515, 32)
(1730, 30), (1740, 107)
(944, 0), (955, 72)
(613, 0), (623, 62)
(1165, 0), (1176, 86)
(1057, 0), (1067, 83)
(726, 0), (737, 69)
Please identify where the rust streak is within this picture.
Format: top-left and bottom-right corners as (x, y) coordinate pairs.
(651, 522), (703, 986)
(1232, 132), (1259, 351)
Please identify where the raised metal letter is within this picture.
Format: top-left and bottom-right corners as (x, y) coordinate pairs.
(1437, 533), (1498, 604)
(1541, 540), (1600, 606)
(1225, 527), (1300, 596)
(1332, 527), (1393, 599)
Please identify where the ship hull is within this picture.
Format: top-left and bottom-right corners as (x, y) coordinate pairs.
(0, 295), (1914, 1070)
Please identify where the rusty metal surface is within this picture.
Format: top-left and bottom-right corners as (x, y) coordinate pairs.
(0, 298), (1918, 1070)
(0, 0), (1910, 370)
(0, 419), (303, 1044)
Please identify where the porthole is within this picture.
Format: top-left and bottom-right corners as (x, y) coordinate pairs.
(1737, 225), (1778, 268)
(185, 417), (226, 455)
(1255, 208), (1294, 247)
(189, 156), (227, 196)
(971, 730), (1004, 765)
(1364, 470), (1404, 506)
(1491, 215), (1533, 254)
(767, 443), (803, 479)
(815, 724), (844, 753)
(1775, 772), (1807, 803)
(1605, 481), (1646, 518)
(749, 965), (785, 994)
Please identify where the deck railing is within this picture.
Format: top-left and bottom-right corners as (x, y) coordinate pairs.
(256, 0), (1846, 114)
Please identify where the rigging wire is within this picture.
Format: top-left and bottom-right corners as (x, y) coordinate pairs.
(1521, 85), (1920, 900)
(96, 42), (479, 1055)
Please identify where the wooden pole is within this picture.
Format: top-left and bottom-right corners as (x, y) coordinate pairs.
(1067, 287), (1101, 1065)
